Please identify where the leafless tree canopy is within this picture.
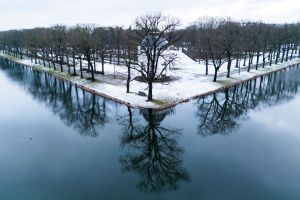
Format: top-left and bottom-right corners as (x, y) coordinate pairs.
(130, 14), (181, 101)
(181, 18), (300, 81)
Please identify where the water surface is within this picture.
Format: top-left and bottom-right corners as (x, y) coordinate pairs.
(1, 59), (300, 200)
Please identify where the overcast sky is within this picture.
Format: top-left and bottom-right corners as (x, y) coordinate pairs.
(0, 0), (299, 31)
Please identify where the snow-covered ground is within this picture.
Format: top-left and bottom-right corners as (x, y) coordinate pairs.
(1, 51), (300, 109)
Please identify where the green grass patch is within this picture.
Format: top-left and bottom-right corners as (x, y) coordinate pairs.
(216, 79), (234, 85)
(5, 55), (19, 61)
(50, 70), (72, 79)
(152, 99), (169, 106)
(88, 80), (102, 86)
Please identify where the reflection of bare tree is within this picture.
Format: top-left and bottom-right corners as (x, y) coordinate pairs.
(119, 108), (189, 193)
(70, 90), (109, 136)
(196, 90), (244, 136)
(0, 59), (112, 136)
(196, 67), (300, 136)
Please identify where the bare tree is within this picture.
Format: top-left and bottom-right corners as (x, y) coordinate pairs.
(199, 19), (227, 81)
(132, 13), (180, 101)
(219, 19), (240, 77)
(120, 27), (138, 93)
(75, 25), (97, 81)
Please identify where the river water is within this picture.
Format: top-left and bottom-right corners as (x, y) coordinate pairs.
(1, 58), (300, 200)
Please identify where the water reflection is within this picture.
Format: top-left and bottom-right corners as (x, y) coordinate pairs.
(119, 108), (189, 193)
(0, 58), (112, 136)
(2, 58), (300, 196)
(3, 58), (299, 139)
(196, 65), (300, 136)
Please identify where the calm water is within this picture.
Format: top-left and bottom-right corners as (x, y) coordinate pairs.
(1, 58), (300, 200)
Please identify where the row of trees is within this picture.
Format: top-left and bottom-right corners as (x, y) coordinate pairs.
(1, 14), (300, 100)
(0, 25), (129, 78)
(0, 14), (179, 101)
(181, 18), (300, 81)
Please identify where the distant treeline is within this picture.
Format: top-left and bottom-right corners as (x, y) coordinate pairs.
(0, 15), (300, 86)
(0, 25), (132, 80)
(180, 18), (300, 80)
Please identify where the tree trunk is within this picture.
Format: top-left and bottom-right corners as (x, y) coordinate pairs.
(20, 48), (23, 59)
(213, 68), (218, 82)
(79, 56), (83, 78)
(47, 54), (51, 68)
(262, 51), (265, 68)
(255, 51), (260, 70)
(290, 45), (295, 60)
(34, 53), (37, 64)
(126, 64), (131, 93)
(117, 47), (120, 65)
(91, 62), (95, 81)
(147, 80), (153, 101)
(73, 53), (76, 76)
(243, 52), (247, 66)
(42, 50), (46, 67)
(235, 54), (240, 68)
(247, 54), (251, 72)
(227, 58), (231, 78)
(205, 54), (208, 75)
(88, 57), (95, 81)
(60, 55), (63, 72)
(269, 52), (272, 66)
(275, 49), (279, 64)
(67, 55), (70, 74)
(93, 52), (96, 72)
(285, 45), (290, 62)
(281, 47), (285, 63)
(101, 56), (105, 75)
(51, 53), (56, 70)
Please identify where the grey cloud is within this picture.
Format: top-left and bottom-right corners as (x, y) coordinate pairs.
(0, 0), (299, 31)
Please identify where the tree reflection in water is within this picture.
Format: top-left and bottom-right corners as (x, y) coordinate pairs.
(195, 65), (300, 136)
(119, 108), (189, 193)
(2, 58), (300, 193)
(0, 59), (112, 136)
